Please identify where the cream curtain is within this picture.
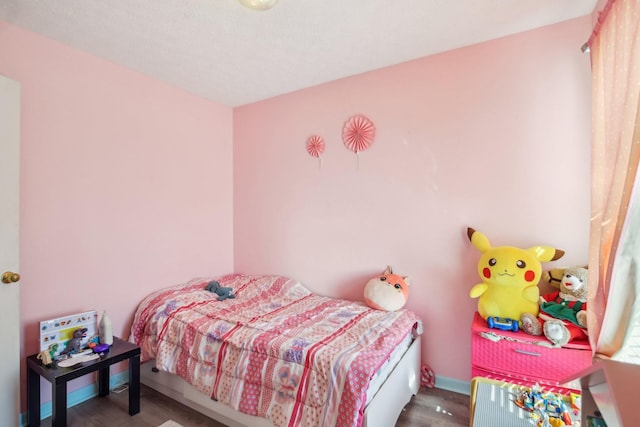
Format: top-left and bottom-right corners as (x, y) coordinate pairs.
(587, 0), (640, 361)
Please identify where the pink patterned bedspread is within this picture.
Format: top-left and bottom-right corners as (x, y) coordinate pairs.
(130, 274), (421, 427)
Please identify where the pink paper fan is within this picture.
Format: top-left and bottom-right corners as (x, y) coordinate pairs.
(306, 135), (325, 158)
(342, 115), (375, 153)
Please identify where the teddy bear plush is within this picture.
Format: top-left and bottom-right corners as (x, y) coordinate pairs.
(364, 266), (410, 311)
(542, 265), (588, 288)
(520, 266), (588, 346)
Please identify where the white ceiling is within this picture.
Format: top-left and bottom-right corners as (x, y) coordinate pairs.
(1, 0), (597, 107)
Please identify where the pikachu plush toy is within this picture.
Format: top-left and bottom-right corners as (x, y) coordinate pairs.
(467, 227), (564, 323)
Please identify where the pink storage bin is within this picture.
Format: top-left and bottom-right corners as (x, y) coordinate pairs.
(471, 312), (592, 394)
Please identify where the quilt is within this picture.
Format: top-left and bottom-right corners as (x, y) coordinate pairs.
(130, 274), (421, 427)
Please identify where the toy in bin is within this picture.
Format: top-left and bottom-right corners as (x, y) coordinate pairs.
(513, 384), (573, 426)
(587, 415), (607, 426)
(487, 316), (519, 332)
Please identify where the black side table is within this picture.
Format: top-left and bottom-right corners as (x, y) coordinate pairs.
(26, 336), (140, 427)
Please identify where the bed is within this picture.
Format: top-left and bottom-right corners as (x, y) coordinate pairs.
(130, 274), (422, 427)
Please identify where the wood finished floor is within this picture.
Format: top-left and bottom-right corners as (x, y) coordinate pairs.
(37, 384), (470, 426)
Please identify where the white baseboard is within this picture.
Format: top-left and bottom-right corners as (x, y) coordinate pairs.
(433, 375), (471, 396)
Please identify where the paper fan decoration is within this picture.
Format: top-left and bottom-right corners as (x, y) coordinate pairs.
(306, 135), (325, 168)
(342, 114), (375, 154)
(306, 135), (324, 157)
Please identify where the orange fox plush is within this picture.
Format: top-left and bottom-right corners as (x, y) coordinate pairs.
(364, 266), (410, 311)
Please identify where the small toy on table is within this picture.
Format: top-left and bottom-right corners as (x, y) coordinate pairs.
(36, 343), (59, 367)
(60, 327), (88, 355)
(93, 343), (111, 353)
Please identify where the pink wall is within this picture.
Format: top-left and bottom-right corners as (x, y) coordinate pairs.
(234, 17), (592, 383)
(0, 12), (592, 407)
(0, 21), (234, 404)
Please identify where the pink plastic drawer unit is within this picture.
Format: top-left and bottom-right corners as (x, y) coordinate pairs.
(471, 312), (592, 393)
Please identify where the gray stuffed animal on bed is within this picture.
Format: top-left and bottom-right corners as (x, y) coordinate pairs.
(205, 280), (236, 301)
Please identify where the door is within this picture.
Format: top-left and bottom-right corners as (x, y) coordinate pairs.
(0, 74), (21, 426)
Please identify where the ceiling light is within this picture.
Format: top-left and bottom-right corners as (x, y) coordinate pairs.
(238, 0), (279, 11)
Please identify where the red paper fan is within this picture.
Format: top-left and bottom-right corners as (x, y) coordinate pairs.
(306, 135), (325, 158)
(342, 115), (375, 153)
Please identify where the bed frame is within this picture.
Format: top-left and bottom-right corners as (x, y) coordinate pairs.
(140, 336), (421, 427)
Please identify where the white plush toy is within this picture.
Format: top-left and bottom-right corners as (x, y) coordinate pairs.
(364, 266), (410, 311)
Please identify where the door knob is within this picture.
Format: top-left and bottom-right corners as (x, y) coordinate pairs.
(2, 271), (20, 284)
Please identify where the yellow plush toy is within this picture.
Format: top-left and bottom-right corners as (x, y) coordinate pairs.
(467, 227), (565, 322)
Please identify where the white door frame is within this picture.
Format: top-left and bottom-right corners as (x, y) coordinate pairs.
(0, 74), (21, 426)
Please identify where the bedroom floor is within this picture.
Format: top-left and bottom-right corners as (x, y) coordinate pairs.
(35, 384), (470, 426)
